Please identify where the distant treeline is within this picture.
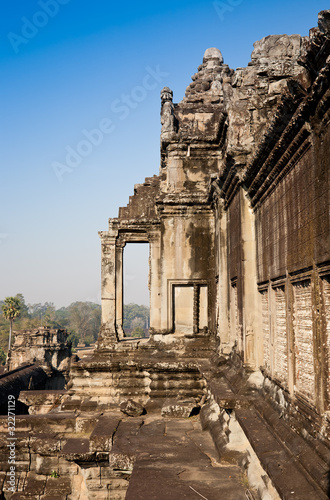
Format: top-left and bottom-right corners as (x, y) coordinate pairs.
(0, 294), (149, 364)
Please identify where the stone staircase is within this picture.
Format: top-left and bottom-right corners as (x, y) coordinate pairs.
(63, 335), (217, 412)
(0, 411), (130, 499)
(3, 340), (329, 498)
(198, 353), (330, 500)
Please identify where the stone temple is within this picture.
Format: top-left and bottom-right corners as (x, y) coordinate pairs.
(0, 10), (330, 500)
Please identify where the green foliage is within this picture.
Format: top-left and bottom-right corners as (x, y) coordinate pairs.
(67, 331), (80, 348)
(2, 296), (22, 350)
(0, 327), (8, 353)
(83, 335), (94, 347)
(0, 347), (6, 365)
(0, 294), (149, 349)
(2, 296), (21, 322)
(50, 471), (59, 478)
(123, 303), (149, 327)
(67, 302), (101, 342)
(15, 294), (29, 317)
(131, 326), (145, 338)
(123, 303), (149, 337)
(131, 316), (144, 330)
(0, 294), (101, 354)
(54, 307), (70, 329)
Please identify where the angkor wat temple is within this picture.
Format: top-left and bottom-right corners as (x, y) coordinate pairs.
(0, 10), (329, 500)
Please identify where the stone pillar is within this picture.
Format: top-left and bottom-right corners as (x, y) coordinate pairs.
(211, 181), (231, 352)
(218, 199), (230, 348)
(240, 189), (262, 369)
(193, 285), (199, 334)
(98, 229), (119, 348)
(148, 230), (161, 332)
(115, 243), (125, 340)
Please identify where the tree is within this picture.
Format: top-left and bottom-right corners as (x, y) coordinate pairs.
(43, 303), (57, 327)
(1, 296), (21, 352)
(0, 295), (102, 351)
(131, 316), (144, 330)
(0, 346), (6, 365)
(131, 326), (145, 338)
(83, 335), (94, 347)
(67, 302), (101, 342)
(28, 301), (57, 327)
(15, 293), (29, 317)
(123, 303), (149, 330)
(67, 331), (79, 348)
(54, 307), (70, 329)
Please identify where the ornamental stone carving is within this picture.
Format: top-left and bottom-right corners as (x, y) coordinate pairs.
(160, 86), (176, 140)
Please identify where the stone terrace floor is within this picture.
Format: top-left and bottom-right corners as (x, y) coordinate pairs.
(123, 414), (250, 500)
(0, 410), (255, 499)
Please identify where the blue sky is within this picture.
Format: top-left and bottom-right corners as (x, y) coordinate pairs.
(0, 0), (327, 308)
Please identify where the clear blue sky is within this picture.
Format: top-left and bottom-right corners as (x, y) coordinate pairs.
(0, 0), (327, 308)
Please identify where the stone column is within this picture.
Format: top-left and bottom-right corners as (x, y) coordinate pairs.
(98, 229), (118, 348)
(240, 189), (262, 369)
(211, 181), (231, 352)
(217, 198), (230, 348)
(193, 285), (199, 334)
(148, 230), (162, 332)
(115, 242), (125, 340)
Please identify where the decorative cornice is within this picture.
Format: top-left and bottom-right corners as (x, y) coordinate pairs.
(247, 129), (312, 208)
(243, 54), (330, 209)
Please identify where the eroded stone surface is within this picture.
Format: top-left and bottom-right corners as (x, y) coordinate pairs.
(161, 397), (199, 418)
(120, 399), (145, 417)
(0, 9), (329, 500)
(0, 328), (74, 414)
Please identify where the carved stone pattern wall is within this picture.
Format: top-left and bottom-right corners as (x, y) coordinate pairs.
(261, 290), (271, 371)
(323, 276), (330, 407)
(228, 193), (240, 281)
(232, 284), (241, 351)
(293, 280), (314, 401)
(274, 286), (288, 384)
(256, 147), (315, 283)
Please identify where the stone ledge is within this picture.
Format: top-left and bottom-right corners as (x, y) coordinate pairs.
(235, 407), (329, 499)
(200, 355), (330, 498)
(253, 398), (330, 494)
(89, 415), (121, 452)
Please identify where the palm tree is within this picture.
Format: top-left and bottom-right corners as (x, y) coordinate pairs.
(2, 296), (21, 352)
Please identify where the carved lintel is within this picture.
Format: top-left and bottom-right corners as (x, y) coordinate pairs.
(116, 238), (126, 248)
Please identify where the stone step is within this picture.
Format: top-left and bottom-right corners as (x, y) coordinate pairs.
(207, 377), (251, 410)
(253, 398), (330, 495)
(124, 417), (253, 500)
(68, 352), (210, 409)
(235, 406), (329, 500)
(149, 388), (204, 399)
(0, 413), (76, 434)
(201, 357), (330, 499)
(89, 415), (121, 452)
(110, 419), (144, 471)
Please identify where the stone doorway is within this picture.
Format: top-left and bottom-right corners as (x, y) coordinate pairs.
(173, 285), (194, 334)
(171, 282), (208, 335)
(123, 242), (150, 338)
